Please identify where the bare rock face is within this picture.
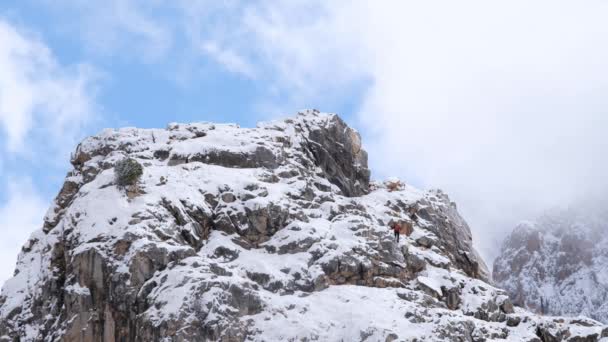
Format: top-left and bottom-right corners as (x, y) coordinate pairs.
(1, 111), (605, 342)
(494, 207), (608, 324)
(298, 114), (370, 197)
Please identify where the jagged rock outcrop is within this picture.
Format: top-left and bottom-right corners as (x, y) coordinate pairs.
(1, 110), (606, 341)
(494, 206), (608, 324)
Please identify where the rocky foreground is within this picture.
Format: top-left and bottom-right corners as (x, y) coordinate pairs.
(1, 111), (607, 341)
(494, 205), (608, 324)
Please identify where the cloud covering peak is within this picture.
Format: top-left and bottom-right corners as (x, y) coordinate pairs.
(189, 0), (608, 260)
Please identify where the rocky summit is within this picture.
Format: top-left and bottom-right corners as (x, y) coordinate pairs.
(494, 205), (608, 325)
(1, 110), (606, 341)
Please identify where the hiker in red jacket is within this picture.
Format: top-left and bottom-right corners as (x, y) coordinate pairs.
(390, 221), (401, 243)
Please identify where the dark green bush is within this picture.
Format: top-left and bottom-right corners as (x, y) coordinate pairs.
(114, 158), (143, 187)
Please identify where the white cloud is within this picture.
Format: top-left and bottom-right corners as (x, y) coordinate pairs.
(201, 41), (257, 78)
(0, 19), (99, 156)
(170, 1), (369, 113)
(194, 1), (608, 261)
(349, 1), (608, 261)
(0, 178), (47, 286)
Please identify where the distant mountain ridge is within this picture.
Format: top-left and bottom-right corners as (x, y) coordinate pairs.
(494, 205), (608, 324)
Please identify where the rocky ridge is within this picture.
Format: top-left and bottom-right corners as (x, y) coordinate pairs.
(494, 205), (608, 324)
(0, 110), (606, 341)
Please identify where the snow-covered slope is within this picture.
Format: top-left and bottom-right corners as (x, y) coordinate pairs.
(1, 110), (607, 341)
(494, 205), (608, 324)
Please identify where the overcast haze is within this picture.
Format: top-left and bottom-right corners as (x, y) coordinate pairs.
(1, 1), (608, 283)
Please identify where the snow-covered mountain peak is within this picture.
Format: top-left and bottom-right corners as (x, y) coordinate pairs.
(1, 111), (606, 341)
(495, 205), (608, 324)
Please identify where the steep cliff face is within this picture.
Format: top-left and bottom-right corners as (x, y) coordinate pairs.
(1, 111), (606, 341)
(494, 206), (608, 324)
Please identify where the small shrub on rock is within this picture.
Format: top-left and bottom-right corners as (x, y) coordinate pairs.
(115, 158), (143, 187)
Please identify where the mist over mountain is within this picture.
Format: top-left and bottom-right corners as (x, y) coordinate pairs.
(494, 200), (608, 324)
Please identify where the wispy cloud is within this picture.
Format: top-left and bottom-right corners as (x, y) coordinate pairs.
(0, 177), (47, 285)
(177, 0), (369, 113)
(0, 19), (99, 157)
(201, 41), (256, 79)
(36, 0), (362, 101)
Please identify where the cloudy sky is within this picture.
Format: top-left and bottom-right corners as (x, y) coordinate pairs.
(1, 1), (607, 284)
